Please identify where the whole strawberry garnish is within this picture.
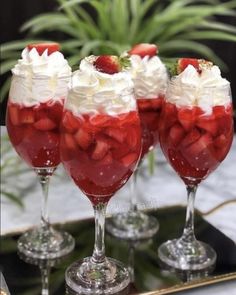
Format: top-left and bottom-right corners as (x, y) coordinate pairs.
(94, 55), (130, 74)
(168, 58), (213, 76)
(27, 42), (60, 55)
(128, 43), (158, 58)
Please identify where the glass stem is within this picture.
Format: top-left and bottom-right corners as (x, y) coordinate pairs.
(40, 263), (50, 295)
(91, 202), (107, 264)
(129, 170), (138, 212)
(181, 184), (198, 243)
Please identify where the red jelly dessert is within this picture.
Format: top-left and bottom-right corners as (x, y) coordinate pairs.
(7, 99), (64, 168)
(60, 110), (142, 205)
(137, 96), (163, 157)
(159, 101), (234, 185)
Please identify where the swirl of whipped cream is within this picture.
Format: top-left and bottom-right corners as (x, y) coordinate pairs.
(9, 48), (71, 106)
(128, 55), (168, 99)
(167, 65), (231, 112)
(66, 56), (136, 116)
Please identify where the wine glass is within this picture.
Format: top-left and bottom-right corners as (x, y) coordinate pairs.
(60, 89), (142, 293)
(106, 95), (163, 239)
(158, 82), (234, 270)
(6, 74), (75, 259)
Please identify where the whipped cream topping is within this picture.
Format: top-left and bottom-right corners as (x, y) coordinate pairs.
(66, 56), (136, 116)
(167, 65), (231, 112)
(128, 55), (168, 99)
(9, 48), (71, 106)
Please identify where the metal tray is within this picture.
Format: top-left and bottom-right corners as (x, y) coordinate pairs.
(1, 206), (236, 294)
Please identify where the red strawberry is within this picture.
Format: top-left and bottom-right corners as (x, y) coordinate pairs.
(129, 43), (158, 58)
(214, 134), (227, 148)
(137, 99), (153, 111)
(90, 114), (111, 127)
(34, 118), (56, 131)
(74, 128), (92, 150)
(181, 128), (201, 147)
(20, 109), (35, 124)
(187, 133), (213, 156)
(169, 124), (185, 146)
(98, 152), (113, 166)
(126, 127), (140, 150)
(121, 153), (137, 167)
(64, 133), (77, 150)
(177, 58), (200, 74)
(196, 116), (218, 136)
(151, 97), (163, 110)
(94, 55), (120, 74)
(92, 138), (110, 160)
(177, 108), (196, 131)
(8, 105), (20, 126)
(27, 43), (60, 55)
(105, 127), (126, 143)
(62, 111), (81, 133)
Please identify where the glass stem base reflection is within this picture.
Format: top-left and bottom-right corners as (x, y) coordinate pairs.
(106, 210), (159, 240)
(17, 225), (75, 259)
(158, 238), (216, 271)
(65, 257), (130, 294)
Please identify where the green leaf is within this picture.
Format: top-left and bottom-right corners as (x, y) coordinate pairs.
(0, 78), (11, 103)
(1, 60), (16, 75)
(183, 30), (236, 42)
(1, 190), (24, 208)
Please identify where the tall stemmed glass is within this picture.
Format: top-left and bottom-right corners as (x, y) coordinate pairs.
(158, 82), (234, 270)
(60, 88), (142, 293)
(6, 74), (75, 259)
(106, 95), (163, 239)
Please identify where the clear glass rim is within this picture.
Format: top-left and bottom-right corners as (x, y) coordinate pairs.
(12, 73), (71, 80)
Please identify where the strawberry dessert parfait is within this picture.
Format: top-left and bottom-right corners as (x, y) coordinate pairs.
(6, 43), (75, 259)
(158, 58), (234, 270)
(106, 44), (169, 240)
(61, 55), (142, 293)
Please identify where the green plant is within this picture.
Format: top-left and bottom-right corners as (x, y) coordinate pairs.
(1, 0), (236, 102)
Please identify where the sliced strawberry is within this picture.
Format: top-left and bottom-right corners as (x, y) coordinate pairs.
(74, 128), (92, 150)
(8, 104), (20, 126)
(98, 152), (113, 166)
(187, 133), (213, 156)
(181, 128), (201, 147)
(27, 42), (60, 55)
(129, 43), (158, 58)
(162, 102), (178, 129)
(92, 138), (110, 160)
(64, 133), (77, 150)
(177, 58), (200, 74)
(121, 153), (138, 167)
(196, 116), (218, 136)
(177, 108), (196, 131)
(105, 127), (126, 143)
(213, 105), (226, 118)
(34, 118), (56, 131)
(90, 114), (111, 127)
(151, 97), (163, 110)
(126, 126), (140, 150)
(214, 134), (227, 148)
(62, 111), (81, 133)
(169, 124), (185, 146)
(20, 109), (35, 124)
(137, 99), (153, 111)
(94, 55), (120, 74)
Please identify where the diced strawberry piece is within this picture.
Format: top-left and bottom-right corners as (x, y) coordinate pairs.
(90, 114), (111, 127)
(118, 111), (139, 127)
(214, 134), (227, 148)
(74, 128), (92, 150)
(8, 104), (20, 126)
(126, 127), (140, 150)
(213, 106), (226, 118)
(177, 108), (196, 131)
(27, 42), (60, 55)
(181, 128), (201, 147)
(137, 99), (153, 111)
(20, 109), (35, 124)
(169, 124), (185, 146)
(64, 133), (77, 150)
(62, 111), (81, 133)
(92, 138), (110, 160)
(47, 101), (64, 124)
(151, 97), (163, 110)
(129, 43), (158, 58)
(162, 102), (178, 129)
(94, 55), (120, 74)
(98, 152), (113, 166)
(34, 118), (56, 131)
(177, 58), (200, 74)
(105, 127), (126, 143)
(121, 153), (138, 167)
(187, 133), (213, 156)
(196, 116), (218, 136)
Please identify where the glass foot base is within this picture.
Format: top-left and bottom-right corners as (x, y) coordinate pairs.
(17, 226), (75, 259)
(106, 211), (159, 240)
(66, 257), (130, 294)
(158, 238), (216, 271)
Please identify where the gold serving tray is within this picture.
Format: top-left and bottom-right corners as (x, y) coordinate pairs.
(1, 206), (236, 294)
